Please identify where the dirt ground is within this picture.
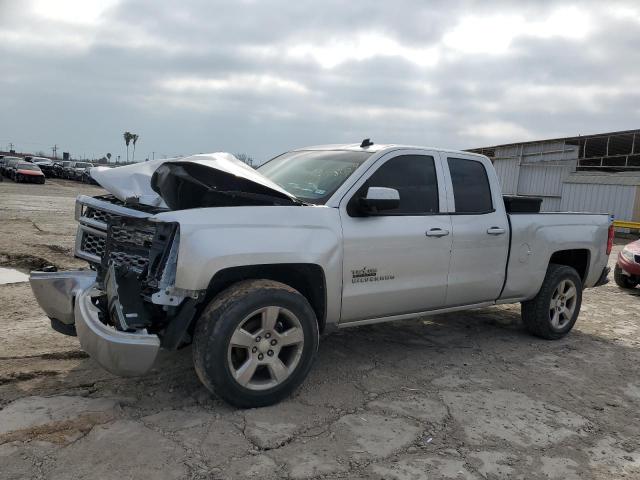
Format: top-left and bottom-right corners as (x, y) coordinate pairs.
(1, 178), (639, 480)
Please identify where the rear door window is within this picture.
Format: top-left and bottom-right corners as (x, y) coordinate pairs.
(447, 158), (493, 214)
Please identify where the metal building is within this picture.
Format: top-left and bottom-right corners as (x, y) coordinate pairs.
(469, 129), (640, 222)
(560, 173), (640, 221)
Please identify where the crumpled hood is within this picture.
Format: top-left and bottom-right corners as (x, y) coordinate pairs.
(91, 152), (297, 209)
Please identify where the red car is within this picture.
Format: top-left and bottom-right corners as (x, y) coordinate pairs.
(615, 238), (640, 289)
(13, 162), (46, 184)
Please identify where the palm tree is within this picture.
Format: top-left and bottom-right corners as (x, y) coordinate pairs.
(131, 134), (139, 162)
(123, 131), (132, 163)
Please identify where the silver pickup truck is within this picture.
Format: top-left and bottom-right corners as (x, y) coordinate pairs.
(30, 142), (612, 407)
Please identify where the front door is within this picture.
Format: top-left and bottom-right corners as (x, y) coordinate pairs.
(339, 152), (452, 323)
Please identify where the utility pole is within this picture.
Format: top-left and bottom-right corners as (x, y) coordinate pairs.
(52, 144), (58, 159)
(152, 151), (155, 161)
(8, 142), (14, 151)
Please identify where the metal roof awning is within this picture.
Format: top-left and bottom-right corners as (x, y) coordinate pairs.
(564, 172), (640, 186)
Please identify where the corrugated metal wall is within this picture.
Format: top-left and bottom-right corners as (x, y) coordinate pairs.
(517, 165), (567, 197)
(480, 135), (640, 220)
(541, 197), (562, 212)
(491, 142), (578, 206)
(494, 141), (578, 164)
(493, 158), (519, 194)
(560, 183), (637, 219)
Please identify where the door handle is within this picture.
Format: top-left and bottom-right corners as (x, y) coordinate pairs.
(426, 228), (450, 237)
(487, 227), (506, 235)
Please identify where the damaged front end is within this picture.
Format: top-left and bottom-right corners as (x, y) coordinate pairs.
(30, 153), (302, 377)
(31, 194), (198, 377)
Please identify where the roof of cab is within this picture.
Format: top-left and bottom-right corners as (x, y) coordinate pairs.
(293, 143), (489, 160)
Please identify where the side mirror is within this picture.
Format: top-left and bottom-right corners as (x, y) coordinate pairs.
(359, 186), (400, 214)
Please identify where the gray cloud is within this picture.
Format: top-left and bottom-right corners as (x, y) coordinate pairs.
(1, 0), (639, 161)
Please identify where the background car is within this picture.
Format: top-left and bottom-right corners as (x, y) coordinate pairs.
(31, 156), (53, 166)
(63, 161), (92, 180)
(13, 162), (45, 184)
(3, 157), (23, 179)
(30, 157), (55, 177)
(614, 238), (640, 289)
(55, 161), (72, 178)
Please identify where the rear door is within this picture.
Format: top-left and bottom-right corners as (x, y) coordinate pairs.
(339, 150), (453, 323)
(443, 155), (510, 306)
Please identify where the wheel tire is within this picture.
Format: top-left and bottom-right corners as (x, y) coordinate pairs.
(193, 279), (319, 408)
(15, 174), (22, 183)
(614, 264), (638, 289)
(521, 264), (583, 340)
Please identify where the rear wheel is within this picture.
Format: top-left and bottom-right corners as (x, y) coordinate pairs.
(614, 264), (638, 289)
(193, 279), (319, 408)
(521, 264), (582, 339)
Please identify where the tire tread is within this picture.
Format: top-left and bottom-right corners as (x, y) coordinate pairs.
(192, 279), (318, 408)
(614, 264), (638, 289)
(521, 264), (582, 340)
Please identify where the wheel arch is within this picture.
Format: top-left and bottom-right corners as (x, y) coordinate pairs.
(549, 249), (590, 283)
(201, 263), (327, 333)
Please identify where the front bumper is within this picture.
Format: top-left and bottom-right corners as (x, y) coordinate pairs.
(75, 285), (160, 377)
(17, 173), (45, 183)
(30, 270), (160, 377)
(617, 252), (640, 276)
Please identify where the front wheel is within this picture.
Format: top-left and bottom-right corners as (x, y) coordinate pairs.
(193, 279), (319, 408)
(614, 264), (638, 289)
(521, 264), (583, 340)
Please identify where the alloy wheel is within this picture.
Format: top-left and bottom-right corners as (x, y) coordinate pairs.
(227, 306), (305, 390)
(549, 279), (577, 329)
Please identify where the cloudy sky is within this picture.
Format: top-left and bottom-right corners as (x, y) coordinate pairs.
(1, 0), (639, 163)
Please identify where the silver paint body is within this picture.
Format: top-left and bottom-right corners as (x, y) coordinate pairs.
(29, 270), (97, 325)
(30, 144), (611, 377)
(162, 144), (610, 327)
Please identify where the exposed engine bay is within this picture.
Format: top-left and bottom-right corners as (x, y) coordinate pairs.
(75, 195), (183, 341)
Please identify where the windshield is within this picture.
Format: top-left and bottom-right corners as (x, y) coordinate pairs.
(258, 150), (372, 204)
(17, 163), (41, 171)
(75, 162), (91, 168)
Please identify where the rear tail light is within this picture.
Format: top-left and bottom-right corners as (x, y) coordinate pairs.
(606, 224), (614, 255)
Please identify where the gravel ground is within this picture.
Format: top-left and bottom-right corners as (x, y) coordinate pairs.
(1, 179), (639, 480)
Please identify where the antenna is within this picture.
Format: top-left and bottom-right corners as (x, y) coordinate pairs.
(360, 138), (373, 148)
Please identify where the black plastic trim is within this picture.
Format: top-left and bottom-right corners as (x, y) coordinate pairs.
(50, 317), (77, 336)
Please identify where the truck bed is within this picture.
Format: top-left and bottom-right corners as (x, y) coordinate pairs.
(500, 212), (611, 302)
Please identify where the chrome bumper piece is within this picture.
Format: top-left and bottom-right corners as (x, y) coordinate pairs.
(29, 270), (97, 325)
(30, 269), (160, 377)
(75, 286), (160, 377)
